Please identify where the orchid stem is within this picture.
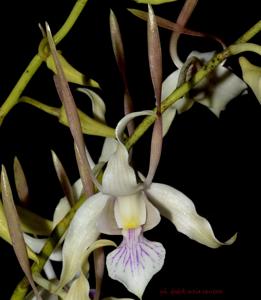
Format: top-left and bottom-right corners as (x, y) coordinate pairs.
(0, 0), (89, 125)
(125, 20), (261, 150)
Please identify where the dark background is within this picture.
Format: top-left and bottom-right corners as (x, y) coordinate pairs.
(0, 0), (260, 299)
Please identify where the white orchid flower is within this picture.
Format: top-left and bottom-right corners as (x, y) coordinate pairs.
(59, 111), (237, 299)
(161, 50), (247, 134)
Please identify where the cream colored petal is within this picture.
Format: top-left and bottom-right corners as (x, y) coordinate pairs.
(198, 64), (247, 117)
(143, 198), (161, 232)
(98, 138), (118, 163)
(23, 234), (62, 261)
(187, 50), (215, 64)
(43, 260), (56, 280)
(239, 56), (261, 103)
(147, 183), (237, 248)
(114, 192), (147, 229)
(102, 143), (141, 196)
(162, 69), (192, 113)
(59, 192), (109, 288)
(107, 227), (165, 299)
(71, 178), (85, 202)
(97, 198), (121, 235)
(115, 111), (153, 144)
(52, 197), (71, 229)
(77, 88), (106, 122)
(185, 51), (247, 116)
(161, 69), (180, 100)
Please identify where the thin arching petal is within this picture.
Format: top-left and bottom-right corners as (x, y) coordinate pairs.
(77, 88), (106, 122)
(115, 111), (153, 144)
(147, 183), (237, 248)
(106, 227), (165, 299)
(59, 192), (109, 288)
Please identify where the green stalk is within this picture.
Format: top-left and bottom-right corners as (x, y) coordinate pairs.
(0, 0), (89, 125)
(125, 20), (261, 150)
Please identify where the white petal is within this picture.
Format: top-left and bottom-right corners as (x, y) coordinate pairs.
(97, 198), (121, 235)
(147, 183), (237, 248)
(106, 227), (165, 299)
(115, 111), (153, 144)
(52, 197), (71, 229)
(114, 192), (147, 229)
(23, 234), (62, 261)
(198, 65), (247, 117)
(185, 50), (247, 116)
(187, 50), (216, 64)
(77, 88), (106, 122)
(98, 137), (119, 163)
(162, 69), (193, 113)
(43, 260), (57, 280)
(102, 143), (141, 196)
(143, 198), (161, 232)
(161, 69), (180, 101)
(162, 108), (177, 136)
(59, 192), (109, 288)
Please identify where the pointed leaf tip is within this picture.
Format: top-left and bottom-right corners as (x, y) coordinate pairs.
(1, 166), (41, 299)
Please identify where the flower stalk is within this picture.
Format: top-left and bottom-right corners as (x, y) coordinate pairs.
(0, 0), (89, 125)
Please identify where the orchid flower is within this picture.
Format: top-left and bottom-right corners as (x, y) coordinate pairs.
(59, 111), (237, 299)
(41, 14), (237, 299)
(161, 50), (248, 135)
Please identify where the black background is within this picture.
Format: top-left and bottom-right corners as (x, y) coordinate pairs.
(0, 0), (260, 299)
